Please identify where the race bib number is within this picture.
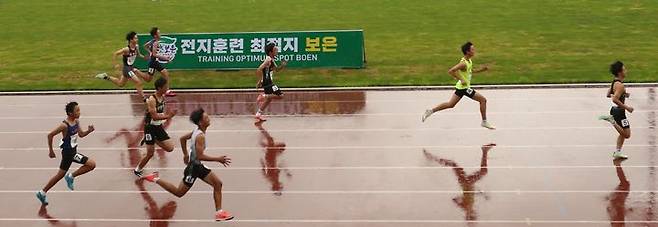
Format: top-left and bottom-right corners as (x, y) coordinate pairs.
(73, 153), (84, 162)
(69, 136), (78, 148)
(621, 119), (629, 127)
(184, 175), (195, 184)
(145, 134), (152, 141)
(128, 71), (136, 78)
(148, 68), (155, 74)
(272, 85), (280, 92)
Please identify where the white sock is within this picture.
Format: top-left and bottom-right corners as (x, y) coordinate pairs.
(134, 167), (142, 172)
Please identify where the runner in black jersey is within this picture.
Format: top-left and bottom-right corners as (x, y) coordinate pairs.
(144, 27), (176, 97)
(255, 43), (287, 122)
(36, 102), (97, 205)
(95, 31), (151, 98)
(598, 61), (633, 159)
(134, 77), (177, 177)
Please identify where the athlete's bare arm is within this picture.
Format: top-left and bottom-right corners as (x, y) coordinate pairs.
(255, 59), (272, 88)
(179, 132), (192, 164)
(144, 40), (153, 56)
(448, 62), (467, 83)
(46, 123), (67, 158)
(136, 45), (146, 59)
(77, 120), (95, 138)
(192, 134), (232, 167)
(113, 47), (128, 69)
(473, 64), (489, 74)
(275, 60), (287, 72)
(612, 82), (633, 113)
(147, 97), (176, 120)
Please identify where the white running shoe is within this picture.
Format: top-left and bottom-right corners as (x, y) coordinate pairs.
(421, 109), (433, 122)
(598, 114), (615, 124)
(481, 121), (496, 130)
(95, 72), (108, 80)
(612, 151), (628, 159)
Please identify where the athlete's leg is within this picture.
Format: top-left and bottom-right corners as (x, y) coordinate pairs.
(433, 93), (462, 112)
(155, 139), (175, 153)
(71, 158), (95, 177)
(472, 93), (488, 121)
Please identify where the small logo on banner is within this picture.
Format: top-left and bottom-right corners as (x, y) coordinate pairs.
(157, 36), (178, 64)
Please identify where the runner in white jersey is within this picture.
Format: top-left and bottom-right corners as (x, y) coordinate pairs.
(143, 108), (234, 221)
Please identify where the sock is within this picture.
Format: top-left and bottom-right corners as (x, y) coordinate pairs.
(134, 167), (142, 172)
(39, 190), (46, 195)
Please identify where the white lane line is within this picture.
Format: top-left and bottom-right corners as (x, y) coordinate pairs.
(0, 218), (656, 224)
(1, 190), (656, 194)
(0, 144), (655, 151)
(0, 166), (656, 171)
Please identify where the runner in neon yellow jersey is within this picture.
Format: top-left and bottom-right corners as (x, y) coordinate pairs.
(422, 42), (495, 129)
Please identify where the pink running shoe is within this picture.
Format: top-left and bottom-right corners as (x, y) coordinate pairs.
(254, 112), (266, 122)
(143, 171), (160, 182)
(165, 90), (177, 97)
(215, 210), (234, 221)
